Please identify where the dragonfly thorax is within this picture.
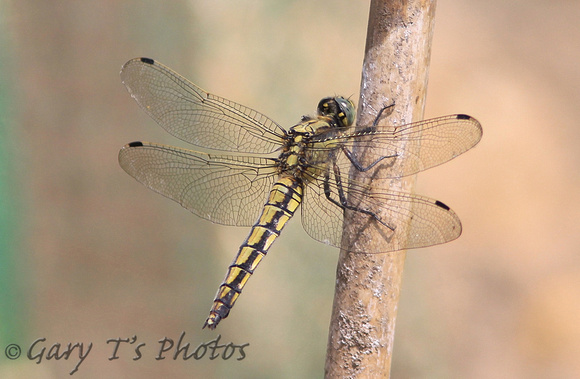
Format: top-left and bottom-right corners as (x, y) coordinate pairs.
(277, 115), (342, 182)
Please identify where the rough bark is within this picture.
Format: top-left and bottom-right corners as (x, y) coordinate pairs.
(325, 1), (437, 377)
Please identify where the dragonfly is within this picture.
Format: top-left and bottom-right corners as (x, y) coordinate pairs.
(118, 57), (482, 330)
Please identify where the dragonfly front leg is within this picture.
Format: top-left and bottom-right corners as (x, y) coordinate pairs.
(371, 102), (395, 127)
(349, 102), (396, 142)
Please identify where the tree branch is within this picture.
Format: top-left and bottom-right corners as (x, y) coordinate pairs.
(325, 0), (437, 377)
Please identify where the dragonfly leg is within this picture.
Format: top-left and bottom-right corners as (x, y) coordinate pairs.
(341, 146), (397, 173)
(323, 164), (395, 232)
(372, 102), (395, 127)
(353, 103), (396, 136)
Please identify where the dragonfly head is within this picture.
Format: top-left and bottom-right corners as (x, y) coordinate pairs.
(317, 96), (356, 128)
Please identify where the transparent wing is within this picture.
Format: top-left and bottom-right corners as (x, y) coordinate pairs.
(310, 114), (482, 179)
(118, 141), (278, 227)
(301, 171), (462, 253)
(300, 114), (480, 252)
(120, 58), (286, 153)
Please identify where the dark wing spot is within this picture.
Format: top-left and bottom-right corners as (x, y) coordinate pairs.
(140, 57), (155, 65)
(127, 141), (144, 147)
(456, 114), (471, 120)
(435, 200), (450, 211)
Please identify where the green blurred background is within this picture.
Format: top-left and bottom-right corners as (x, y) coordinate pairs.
(1, 1), (579, 377)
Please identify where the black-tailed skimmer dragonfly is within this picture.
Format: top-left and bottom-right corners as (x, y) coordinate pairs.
(118, 57), (482, 330)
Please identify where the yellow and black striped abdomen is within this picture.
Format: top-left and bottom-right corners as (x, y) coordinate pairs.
(203, 175), (303, 329)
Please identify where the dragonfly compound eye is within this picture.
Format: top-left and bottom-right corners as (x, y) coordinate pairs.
(335, 97), (356, 127)
(317, 96), (356, 127)
(317, 97), (334, 116)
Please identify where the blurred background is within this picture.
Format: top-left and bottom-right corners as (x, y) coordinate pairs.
(0, 0), (578, 377)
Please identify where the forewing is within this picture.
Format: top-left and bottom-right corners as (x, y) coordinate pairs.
(119, 142), (277, 227)
(301, 170), (462, 253)
(121, 58), (286, 153)
(313, 114), (482, 179)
